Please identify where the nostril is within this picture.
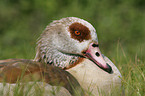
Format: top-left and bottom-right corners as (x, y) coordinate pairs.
(92, 44), (99, 47)
(95, 52), (100, 57)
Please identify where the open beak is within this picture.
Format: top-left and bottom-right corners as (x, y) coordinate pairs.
(82, 43), (112, 73)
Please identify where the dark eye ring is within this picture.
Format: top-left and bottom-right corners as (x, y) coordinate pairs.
(74, 30), (81, 36)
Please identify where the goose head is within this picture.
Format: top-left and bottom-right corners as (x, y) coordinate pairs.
(34, 17), (112, 73)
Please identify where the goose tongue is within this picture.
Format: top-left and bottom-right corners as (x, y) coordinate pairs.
(83, 43), (112, 73)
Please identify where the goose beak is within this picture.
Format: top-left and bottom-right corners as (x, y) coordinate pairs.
(82, 43), (112, 73)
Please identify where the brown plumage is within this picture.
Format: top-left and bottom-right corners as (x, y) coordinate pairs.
(0, 59), (83, 96)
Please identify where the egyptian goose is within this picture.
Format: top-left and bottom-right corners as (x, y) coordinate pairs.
(0, 17), (122, 95)
(34, 17), (122, 95)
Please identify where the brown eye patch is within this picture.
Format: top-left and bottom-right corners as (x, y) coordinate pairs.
(69, 22), (91, 42)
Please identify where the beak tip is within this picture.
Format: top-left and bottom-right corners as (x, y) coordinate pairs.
(105, 63), (113, 74)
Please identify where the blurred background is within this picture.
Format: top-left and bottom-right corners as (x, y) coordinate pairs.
(0, 0), (145, 95)
(0, 0), (145, 60)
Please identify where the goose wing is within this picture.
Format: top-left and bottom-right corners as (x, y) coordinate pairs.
(0, 59), (83, 96)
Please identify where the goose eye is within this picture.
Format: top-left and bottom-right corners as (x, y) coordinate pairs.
(74, 30), (81, 36)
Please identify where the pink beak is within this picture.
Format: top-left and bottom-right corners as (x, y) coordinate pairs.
(83, 43), (112, 73)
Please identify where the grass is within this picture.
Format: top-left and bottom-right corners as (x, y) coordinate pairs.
(0, 82), (55, 96)
(121, 58), (145, 96)
(111, 42), (145, 96)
